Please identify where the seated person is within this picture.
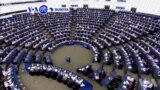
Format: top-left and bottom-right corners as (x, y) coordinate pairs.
(107, 75), (122, 89)
(51, 66), (58, 79)
(77, 64), (93, 75)
(57, 69), (63, 82)
(140, 79), (153, 90)
(88, 66), (106, 83)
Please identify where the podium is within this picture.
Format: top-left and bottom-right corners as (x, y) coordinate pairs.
(65, 56), (71, 63)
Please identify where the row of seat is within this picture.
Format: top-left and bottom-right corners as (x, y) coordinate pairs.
(94, 11), (160, 49)
(0, 48), (53, 65)
(117, 75), (136, 90)
(47, 39), (101, 62)
(76, 64), (160, 90)
(138, 77), (160, 90)
(38, 12), (72, 43)
(1, 9), (159, 52)
(0, 13), (50, 50)
(101, 70), (121, 89)
(76, 64), (138, 90)
(25, 63), (93, 90)
(24, 50), (53, 65)
(101, 32), (160, 77)
(73, 9), (114, 43)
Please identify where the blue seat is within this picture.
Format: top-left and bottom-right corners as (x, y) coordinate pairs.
(13, 50), (26, 64)
(24, 50), (33, 63)
(88, 66), (105, 78)
(2, 48), (18, 64)
(35, 53), (42, 63)
(68, 40), (75, 45)
(0, 66), (2, 75)
(101, 70), (117, 86)
(83, 44), (90, 49)
(45, 54), (53, 65)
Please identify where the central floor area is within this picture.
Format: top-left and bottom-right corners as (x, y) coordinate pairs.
(51, 45), (93, 72)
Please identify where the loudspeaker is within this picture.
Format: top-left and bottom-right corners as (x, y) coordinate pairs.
(131, 8), (137, 12)
(62, 5), (66, 7)
(104, 5), (110, 10)
(83, 4), (88, 8)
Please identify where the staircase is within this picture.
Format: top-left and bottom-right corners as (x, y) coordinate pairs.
(34, 14), (54, 42)
(88, 13), (117, 42)
(70, 9), (77, 40)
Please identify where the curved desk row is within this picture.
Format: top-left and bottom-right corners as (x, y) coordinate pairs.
(24, 50), (53, 65)
(1, 48), (19, 64)
(48, 39), (101, 62)
(25, 63), (93, 90)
